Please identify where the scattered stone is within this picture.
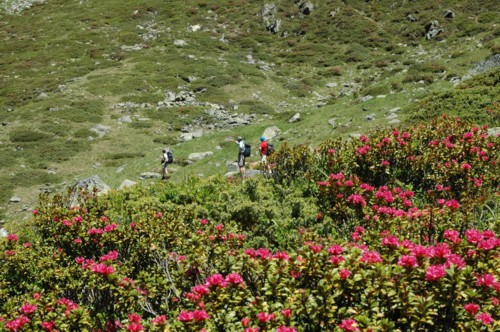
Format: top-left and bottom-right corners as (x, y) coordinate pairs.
(139, 172), (162, 180)
(407, 14), (417, 22)
(388, 107), (401, 114)
(9, 196), (21, 203)
(487, 127), (500, 137)
(443, 10), (455, 19)
(326, 82), (338, 88)
(0, 228), (7, 238)
(262, 3), (281, 34)
(116, 165), (127, 173)
(90, 124), (111, 138)
(118, 180), (137, 190)
(463, 54), (500, 80)
(118, 115), (132, 123)
(188, 151), (213, 161)
(174, 39), (187, 46)
(425, 20), (443, 40)
(227, 162), (239, 173)
(386, 113), (399, 120)
(365, 114), (376, 121)
(359, 95), (374, 103)
(289, 113), (301, 123)
(69, 175), (110, 207)
(388, 119), (401, 125)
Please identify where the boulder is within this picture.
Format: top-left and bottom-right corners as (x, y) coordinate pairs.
(188, 151), (213, 161)
(425, 20), (443, 40)
(0, 228), (8, 238)
(9, 196), (21, 203)
(262, 126), (282, 141)
(462, 54), (500, 80)
(69, 175), (111, 207)
(289, 113), (301, 123)
(443, 10), (455, 19)
(118, 180), (137, 190)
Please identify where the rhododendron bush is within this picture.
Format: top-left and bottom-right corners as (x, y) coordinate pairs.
(1, 117), (498, 331)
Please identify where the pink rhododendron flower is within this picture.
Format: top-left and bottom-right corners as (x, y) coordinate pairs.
(397, 255), (418, 268)
(347, 194), (367, 206)
(425, 265), (446, 281)
(339, 268), (351, 279)
(476, 313), (493, 325)
(273, 251), (290, 261)
(491, 297), (499, 306)
(256, 248), (272, 259)
(308, 244), (323, 253)
(330, 255), (345, 265)
(445, 199), (460, 209)
(32, 209), (39, 215)
(91, 263), (115, 275)
(445, 254), (466, 270)
(206, 274), (228, 288)
(277, 327), (297, 332)
(177, 310), (194, 322)
(476, 274), (497, 288)
(193, 310), (210, 321)
(215, 223), (224, 231)
(328, 245), (343, 255)
(151, 315), (166, 325)
(7, 234), (19, 242)
(127, 323), (143, 332)
(360, 250), (383, 264)
(241, 317), (251, 327)
(20, 303), (37, 315)
(104, 223), (118, 232)
(244, 328), (260, 332)
(226, 272), (244, 285)
(443, 230), (461, 244)
(463, 303), (480, 316)
(382, 236), (399, 247)
(281, 309), (292, 318)
(40, 321), (56, 331)
(477, 238), (496, 251)
(257, 312), (276, 322)
(5, 315), (30, 331)
(465, 229), (483, 243)
(100, 250), (119, 262)
(338, 318), (359, 331)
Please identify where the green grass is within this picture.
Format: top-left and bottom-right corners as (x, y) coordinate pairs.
(0, 0), (499, 222)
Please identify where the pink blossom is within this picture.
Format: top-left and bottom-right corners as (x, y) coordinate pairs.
(206, 274), (228, 288)
(445, 254), (466, 270)
(463, 303), (480, 316)
(192, 285), (210, 295)
(20, 303), (37, 315)
(151, 315), (166, 325)
(241, 317), (251, 327)
(330, 255), (345, 265)
(5, 316), (30, 331)
(281, 308), (292, 318)
(244, 328), (260, 332)
(425, 265), (446, 281)
(104, 223), (118, 232)
(215, 223), (224, 231)
(308, 244), (323, 253)
(476, 274), (497, 288)
(40, 321), (56, 331)
(360, 250), (383, 264)
(273, 251), (290, 261)
(347, 194), (366, 206)
(397, 255), (418, 268)
(461, 163), (471, 170)
(193, 309), (210, 321)
(382, 236), (399, 247)
(32, 209), (39, 215)
(477, 238), (496, 251)
(443, 230), (461, 244)
(226, 273), (244, 285)
(476, 312), (493, 325)
(445, 199), (460, 210)
(257, 312), (276, 322)
(491, 297), (499, 306)
(256, 248), (272, 260)
(339, 268), (351, 279)
(328, 245), (343, 255)
(127, 323), (144, 332)
(177, 310), (194, 322)
(338, 318), (359, 331)
(7, 234), (19, 242)
(276, 327), (297, 332)
(465, 229), (483, 244)
(200, 218), (208, 225)
(91, 263), (115, 275)
(100, 250), (119, 262)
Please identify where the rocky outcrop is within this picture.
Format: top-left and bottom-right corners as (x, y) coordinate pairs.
(262, 3), (281, 34)
(69, 175), (110, 207)
(462, 54), (500, 80)
(425, 20), (443, 40)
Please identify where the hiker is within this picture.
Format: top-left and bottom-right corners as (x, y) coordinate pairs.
(258, 136), (272, 173)
(161, 148), (172, 180)
(229, 136), (246, 176)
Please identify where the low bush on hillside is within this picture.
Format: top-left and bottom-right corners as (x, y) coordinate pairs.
(1, 115), (498, 331)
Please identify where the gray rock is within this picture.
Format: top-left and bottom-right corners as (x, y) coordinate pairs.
(118, 180), (137, 190)
(326, 82), (338, 88)
(90, 124), (111, 138)
(69, 175), (111, 207)
(0, 228), (8, 238)
(386, 113), (399, 120)
(365, 114), (376, 121)
(388, 119), (401, 125)
(9, 196), (21, 203)
(407, 14), (417, 22)
(289, 113), (301, 123)
(188, 151), (213, 161)
(463, 54), (500, 80)
(487, 127), (500, 137)
(118, 115), (132, 123)
(443, 10), (455, 19)
(262, 3), (281, 34)
(388, 107), (401, 114)
(227, 162), (239, 173)
(262, 126), (282, 141)
(139, 172), (162, 180)
(180, 133), (193, 142)
(425, 20), (443, 40)
(174, 39), (187, 46)
(359, 95), (374, 103)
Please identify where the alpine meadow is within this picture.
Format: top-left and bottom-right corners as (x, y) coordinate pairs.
(0, 0), (499, 331)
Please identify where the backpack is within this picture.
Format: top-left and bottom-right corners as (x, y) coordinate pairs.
(243, 143), (251, 157)
(266, 143), (274, 156)
(166, 150), (173, 163)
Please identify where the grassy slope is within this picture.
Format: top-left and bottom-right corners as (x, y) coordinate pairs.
(0, 0), (499, 223)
